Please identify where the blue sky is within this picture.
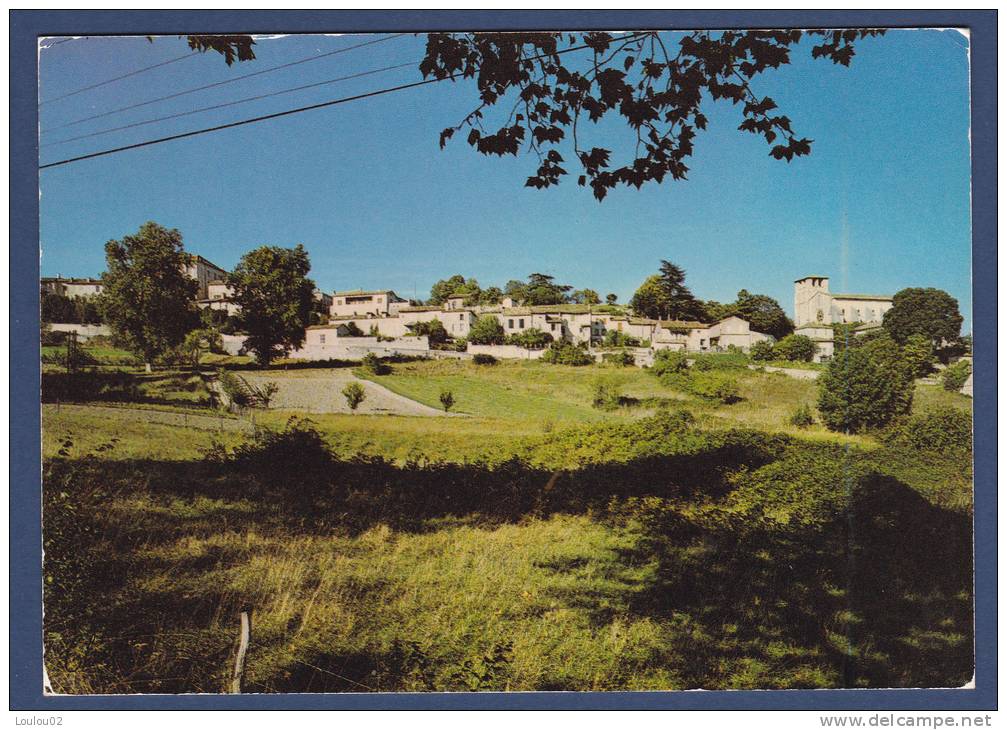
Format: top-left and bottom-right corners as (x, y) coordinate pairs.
(38, 29), (972, 331)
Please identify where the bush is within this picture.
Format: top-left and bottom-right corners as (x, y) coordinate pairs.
(941, 360), (971, 392)
(881, 407), (971, 453)
(902, 334), (936, 378)
(691, 353), (748, 371)
(342, 382), (366, 410)
(343, 321), (365, 337)
(688, 371), (741, 404)
(749, 340), (775, 362)
(361, 352), (391, 375)
(816, 342), (914, 433)
(472, 353), (497, 366)
(439, 389), (455, 412)
(541, 342), (594, 366)
(468, 315), (506, 345)
(592, 379), (624, 410)
(773, 334), (816, 362)
(602, 330), (641, 348)
(651, 349), (688, 377)
(601, 350), (635, 367)
(407, 319), (450, 346)
(788, 403), (815, 428)
(506, 328), (553, 349)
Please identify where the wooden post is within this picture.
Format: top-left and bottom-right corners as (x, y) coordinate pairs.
(230, 609), (251, 694)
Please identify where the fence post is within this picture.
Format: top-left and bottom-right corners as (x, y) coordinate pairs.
(230, 609), (251, 694)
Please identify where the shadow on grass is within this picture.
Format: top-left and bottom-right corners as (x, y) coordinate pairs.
(42, 422), (973, 692)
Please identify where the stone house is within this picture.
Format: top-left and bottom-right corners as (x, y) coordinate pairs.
(41, 276), (104, 298)
(183, 254), (228, 300)
(330, 289), (409, 318)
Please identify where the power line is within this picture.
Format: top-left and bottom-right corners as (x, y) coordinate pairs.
(40, 51), (200, 106)
(42, 60), (416, 148)
(44, 33), (409, 132)
(39, 76), (446, 169)
(39, 34), (648, 171)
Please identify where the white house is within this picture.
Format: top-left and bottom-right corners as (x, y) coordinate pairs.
(794, 276), (894, 361)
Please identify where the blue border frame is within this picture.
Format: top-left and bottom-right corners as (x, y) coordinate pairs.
(10, 9), (997, 711)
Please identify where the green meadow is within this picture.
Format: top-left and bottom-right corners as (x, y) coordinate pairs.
(42, 350), (974, 693)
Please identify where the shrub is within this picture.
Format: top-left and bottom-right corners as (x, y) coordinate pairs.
(651, 349), (688, 377)
(749, 340), (775, 362)
(816, 342), (914, 432)
(407, 319), (450, 345)
(941, 360), (971, 392)
(472, 353), (497, 366)
(506, 328), (553, 349)
(602, 330), (641, 348)
(688, 371), (741, 404)
(902, 334), (936, 378)
(881, 407), (971, 453)
(602, 350), (635, 367)
(361, 352), (391, 375)
(592, 379), (624, 410)
(439, 389), (455, 412)
(541, 342), (594, 366)
(468, 315), (506, 345)
(342, 381), (366, 410)
(691, 353), (748, 371)
(773, 334), (816, 362)
(788, 403), (815, 428)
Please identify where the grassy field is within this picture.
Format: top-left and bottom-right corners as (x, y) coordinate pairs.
(40, 350), (974, 693)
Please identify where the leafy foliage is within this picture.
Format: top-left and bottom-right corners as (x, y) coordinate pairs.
(229, 244), (316, 367)
(439, 389), (456, 412)
(881, 408), (971, 454)
(98, 222), (199, 367)
(591, 378), (625, 410)
(541, 341), (594, 366)
(184, 35), (256, 65)
(506, 328), (553, 349)
(772, 334), (816, 362)
(687, 371), (741, 404)
(730, 290), (794, 339)
(882, 288), (963, 356)
(361, 352), (391, 376)
(41, 292), (104, 325)
(602, 329), (641, 348)
(788, 403), (815, 428)
(468, 315), (507, 345)
(472, 353), (498, 365)
(941, 360), (972, 392)
(342, 381), (366, 411)
(422, 30), (883, 199)
(407, 319), (450, 345)
(901, 334), (935, 378)
(817, 339), (914, 432)
(570, 288), (601, 305)
(651, 348), (688, 377)
(630, 261), (705, 320)
(749, 340), (775, 362)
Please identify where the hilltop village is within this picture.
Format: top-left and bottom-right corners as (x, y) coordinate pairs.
(42, 251), (904, 366)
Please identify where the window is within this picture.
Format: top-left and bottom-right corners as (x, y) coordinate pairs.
(459, 313), (464, 320)
(508, 319), (514, 328)
(319, 334), (326, 344)
(519, 319), (525, 328)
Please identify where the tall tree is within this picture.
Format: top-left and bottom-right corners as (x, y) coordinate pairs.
(422, 30), (883, 200)
(629, 275), (669, 320)
(98, 221), (198, 371)
(882, 288), (963, 359)
(229, 244), (315, 366)
(605, 293), (618, 305)
(523, 273), (572, 305)
(429, 274), (467, 305)
(570, 288), (601, 305)
(732, 289), (794, 339)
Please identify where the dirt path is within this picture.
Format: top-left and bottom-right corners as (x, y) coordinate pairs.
(750, 364), (821, 380)
(42, 403), (253, 431)
(239, 370), (456, 416)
